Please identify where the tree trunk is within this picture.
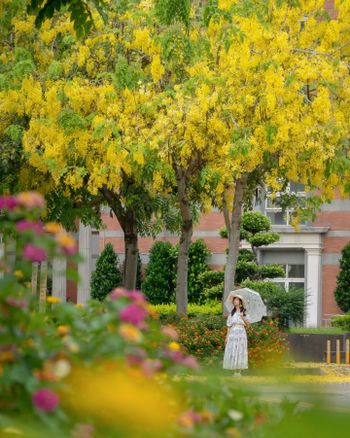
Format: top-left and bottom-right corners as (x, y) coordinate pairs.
(123, 231), (138, 290)
(101, 188), (139, 291)
(223, 176), (247, 303)
(175, 168), (193, 315)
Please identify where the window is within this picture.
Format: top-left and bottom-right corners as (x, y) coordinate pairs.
(269, 263), (305, 291)
(264, 183), (306, 226)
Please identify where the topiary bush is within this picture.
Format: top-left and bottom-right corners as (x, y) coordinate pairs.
(334, 242), (350, 312)
(141, 241), (177, 304)
(259, 264), (285, 279)
(188, 239), (211, 303)
(91, 243), (122, 301)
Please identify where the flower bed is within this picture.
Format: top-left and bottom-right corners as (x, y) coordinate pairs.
(160, 315), (288, 368)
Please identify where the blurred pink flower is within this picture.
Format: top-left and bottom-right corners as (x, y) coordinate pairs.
(181, 355), (199, 370)
(32, 388), (59, 412)
(5, 296), (28, 309)
(0, 196), (17, 211)
(126, 348), (147, 366)
(109, 288), (128, 300)
(110, 288), (146, 303)
(119, 303), (148, 327)
(141, 359), (163, 376)
(161, 325), (179, 340)
(16, 219), (43, 234)
(23, 244), (47, 262)
(16, 191), (45, 209)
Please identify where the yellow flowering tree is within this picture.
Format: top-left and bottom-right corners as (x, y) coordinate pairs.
(0, 0), (178, 289)
(199, 0), (350, 299)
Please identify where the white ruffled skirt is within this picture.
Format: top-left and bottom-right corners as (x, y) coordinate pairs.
(223, 326), (248, 370)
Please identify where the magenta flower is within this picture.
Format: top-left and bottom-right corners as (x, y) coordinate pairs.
(32, 388), (59, 412)
(119, 303), (148, 326)
(127, 290), (146, 302)
(16, 220), (43, 234)
(0, 196), (17, 211)
(23, 244), (47, 262)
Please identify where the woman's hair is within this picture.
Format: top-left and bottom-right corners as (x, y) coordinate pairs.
(231, 298), (246, 316)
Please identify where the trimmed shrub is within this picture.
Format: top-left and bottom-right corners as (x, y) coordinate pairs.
(334, 242), (350, 312)
(235, 260), (259, 283)
(259, 264), (285, 279)
(151, 302), (222, 319)
(331, 313), (350, 331)
(142, 241), (177, 304)
(203, 284), (224, 302)
(188, 239), (211, 303)
(90, 243), (122, 301)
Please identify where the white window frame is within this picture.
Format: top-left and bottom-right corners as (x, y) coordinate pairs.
(270, 263), (305, 291)
(264, 183), (306, 226)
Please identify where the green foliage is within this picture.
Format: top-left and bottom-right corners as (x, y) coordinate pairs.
(249, 231), (280, 247)
(151, 301), (222, 319)
(237, 248), (256, 262)
(113, 55), (146, 90)
(90, 243), (122, 301)
(202, 284), (224, 302)
(236, 260), (259, 283)
(334, 243), (350, 312)
(331, 313), (350, 332)
(57, 108), (89, 133)
(28, 0), (108, 38)
(242, 280), (305, 328)
(141, 241), (177, 304)
(241, 210), (271, 233)
(188, 239), (211, 303)
(259, 264), (285, 279)
(155, 0), (191, 27)
(198, 270), (224, 302)
(46, 60), (64, 80)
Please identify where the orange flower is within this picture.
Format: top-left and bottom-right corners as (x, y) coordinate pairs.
(45, 222), (62, 234)
(119, 324), (142, 342)
(57, 325), (70, 336)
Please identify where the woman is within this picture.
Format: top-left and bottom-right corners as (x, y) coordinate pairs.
(223, 294), (250, 377)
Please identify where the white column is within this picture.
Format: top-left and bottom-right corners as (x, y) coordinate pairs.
(77, 222), (92, 304)
(52, 257), (67, 302)
(305, 248), (322, 327)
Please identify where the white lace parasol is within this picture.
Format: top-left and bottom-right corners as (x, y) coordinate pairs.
(224, 288), (267, 323)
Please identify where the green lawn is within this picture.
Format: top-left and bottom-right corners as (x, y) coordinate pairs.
(288, 327), (346, 335)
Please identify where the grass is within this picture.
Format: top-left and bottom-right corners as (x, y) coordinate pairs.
(288, 327), (346, 335)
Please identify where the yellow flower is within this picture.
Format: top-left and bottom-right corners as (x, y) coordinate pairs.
(168, 342), (181, 352)
(0, 351), (15, 363)
(57, 325), (70, 336)
(119, 324), (142, 342)
(56, 233), (76, 249)
(14, 270), (23, 279)
(45, 222), (62, 234)
(61, 364), (180, 434)
(47, 296), (61, 304)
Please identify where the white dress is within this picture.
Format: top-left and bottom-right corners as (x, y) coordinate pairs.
(223, 311), (249, 370)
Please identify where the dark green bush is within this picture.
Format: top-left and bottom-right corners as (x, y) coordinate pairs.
(141, 241), (177, 304)
(188, 239), (211, 303)
(259, 264), (285, 279)
(334, 243), (350, 312)
(235, 260), (259, 283)
(90, 243), (122, 301)
(203, 283), (224, 302)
